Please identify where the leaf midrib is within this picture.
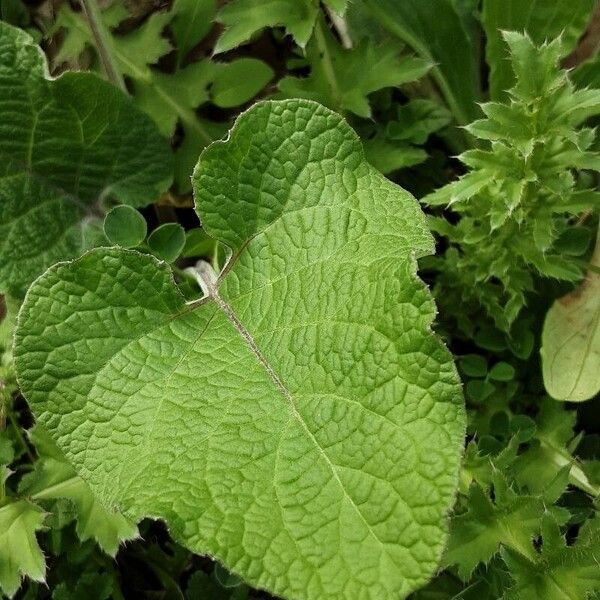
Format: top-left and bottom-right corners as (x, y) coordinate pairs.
(203, 277), (391, 551)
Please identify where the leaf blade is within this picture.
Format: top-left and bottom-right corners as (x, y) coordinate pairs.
(15, 99), (465, 600)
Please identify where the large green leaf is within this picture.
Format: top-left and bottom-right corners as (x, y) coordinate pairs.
(541, 230), (600, 402)
(0, 22), (173, 298)
(482, 0), (596, 100)
(361, 0), (480, 125)
(15, 99), (465, 600)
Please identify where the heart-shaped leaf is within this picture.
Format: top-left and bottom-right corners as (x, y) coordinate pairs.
(15, 99), (465, 600)
(0, 22), (173, 297)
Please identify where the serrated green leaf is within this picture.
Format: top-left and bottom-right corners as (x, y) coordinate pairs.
(541, 231), (600, 402)
(49, 2), (128, 67)
(444, 474), (543, 580)
(19, 427), (138, 555)
(513, 399), (598, 496)
(482, 0), (596, 100)
(279, 19), (431, 118)
(0, 22), (172, 297)
(15, 99), (465, 600)
(502, 515), (600, 600)
(0, 500), (45, 598)
(215, 0), (319, 53)
(387, 100), (452, 144)
(113, 10), (173, 77)
(362, 0), (480, 125)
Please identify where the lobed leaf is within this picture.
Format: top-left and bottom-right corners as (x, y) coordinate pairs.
(15, 99), (465, 600)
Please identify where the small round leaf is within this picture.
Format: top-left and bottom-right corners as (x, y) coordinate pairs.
(148, 223), (186, 262)
(104, 206), (147, 248)
(488, 361), (516, 382)
(459, 354), (488, 378)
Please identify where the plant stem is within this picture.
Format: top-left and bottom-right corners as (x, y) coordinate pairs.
(80, 0), (126, 92)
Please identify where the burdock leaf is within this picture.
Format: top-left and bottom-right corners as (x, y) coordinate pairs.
(15, 99), (464, 600)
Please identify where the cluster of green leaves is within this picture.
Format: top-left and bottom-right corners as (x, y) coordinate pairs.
(446, 372), (600, 599)
(0, 0), (599, 599)
(425, 32), (600, 333)
(45, 0), (451, 193)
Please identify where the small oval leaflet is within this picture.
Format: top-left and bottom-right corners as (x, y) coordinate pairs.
(15, 99), (465, 600)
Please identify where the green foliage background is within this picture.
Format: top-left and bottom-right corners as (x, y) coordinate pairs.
(0, 0), (599, 599)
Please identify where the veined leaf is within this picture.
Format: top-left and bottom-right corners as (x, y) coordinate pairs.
(502, 516), (600, 600)
(482, 0), (596, 100)
(15, 99), (465, 600)
(541, 229), (600, 402)
(0, 22), (173, 297)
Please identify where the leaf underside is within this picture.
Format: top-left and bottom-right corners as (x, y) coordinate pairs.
(15, 99), (465, 600)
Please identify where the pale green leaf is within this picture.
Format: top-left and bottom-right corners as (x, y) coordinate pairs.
(15, 99), (465, 600)
(541, 231), (600, 402)
(0, 500), (45, 598)
(0, 22), (173, 297)
(482, 0), (596, 99)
